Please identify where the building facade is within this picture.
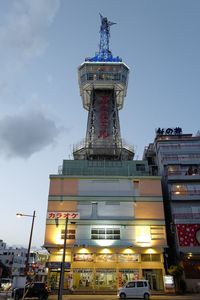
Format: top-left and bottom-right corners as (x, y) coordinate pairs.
(0, 240), (48, 280)
(44, 161), (167, 291)
(143, 128), (200, 291)
(44, 16), (167, 292)
(0, 241), (27, 277)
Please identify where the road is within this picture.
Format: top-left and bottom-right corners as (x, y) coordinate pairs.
(48, 293), (200, 300)
(1, 293), (200, 300)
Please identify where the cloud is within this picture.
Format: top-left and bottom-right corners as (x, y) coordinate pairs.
(0, 110), (61, 158)
(0, 0), (60, 83)
(0, 0), (60, 58)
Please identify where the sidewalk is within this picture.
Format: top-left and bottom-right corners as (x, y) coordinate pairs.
(0, 292), (11, 300)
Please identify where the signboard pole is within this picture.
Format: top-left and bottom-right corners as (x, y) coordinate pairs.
(58, 217), (68, 300)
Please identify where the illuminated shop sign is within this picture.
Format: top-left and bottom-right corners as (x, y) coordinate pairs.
(163, 275), (175, 290)
(73, 254), (94, 262)
(47, 212), (80, 219)
(46, 262), (70, 269)
(96, 254), (116, 262)
(156, 127), (182, 136)
(118, 254), (139, 262)
(73, 269), (92, 273)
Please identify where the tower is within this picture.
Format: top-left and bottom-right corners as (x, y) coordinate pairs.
(44, 16), (167, 293)
(73, 14), (134, 160)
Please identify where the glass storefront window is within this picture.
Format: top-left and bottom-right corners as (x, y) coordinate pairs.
(73, 269), (93, 290)
(118, 269), (139, 286)
(95, 269), (116, 290)
(49, 270), (72, 290)
(49, 272), (59, 289)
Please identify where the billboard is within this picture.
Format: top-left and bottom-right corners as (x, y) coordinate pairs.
(176, 224), (200, 246)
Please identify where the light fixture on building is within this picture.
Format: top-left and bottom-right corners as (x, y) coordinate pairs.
(135, 226), (151, 246)
(145, 248), (156, 254)
(101, 248), (110, 254)
(123, 248), (133, 254)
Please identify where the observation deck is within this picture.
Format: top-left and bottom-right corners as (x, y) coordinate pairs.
(78, 61), (129, 110)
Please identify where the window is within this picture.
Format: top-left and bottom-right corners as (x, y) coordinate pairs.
(141, 254), (160, 262)
(61, 229), (75, 240)
(91, 228), (120, 240)
(113, 73), (121, 80)
(126, 282), (135, 288)
(87, 73), (94, 80)
(137, 281), (144, 287)
(136, 164), (146, 172)
(171, 184), (200, 196)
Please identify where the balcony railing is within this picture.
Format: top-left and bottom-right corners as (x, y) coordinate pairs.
(173, 213), (200, 219)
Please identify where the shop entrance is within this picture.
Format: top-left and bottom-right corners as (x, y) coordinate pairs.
(49, 270), (72, 290)
(143, 269), (164, 291)
(145, 272), (157, 290)
(73, 269), (93, 290)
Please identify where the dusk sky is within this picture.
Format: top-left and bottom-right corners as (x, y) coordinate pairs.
(0, 0), (200, 248)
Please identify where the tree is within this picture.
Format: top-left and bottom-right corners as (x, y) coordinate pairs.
(168, 264), (186, 293)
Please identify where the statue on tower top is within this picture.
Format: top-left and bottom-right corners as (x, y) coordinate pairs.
(99, 14), (116, 35)
(85, 14), (122, 62)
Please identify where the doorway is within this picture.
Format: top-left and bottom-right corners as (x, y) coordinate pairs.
(143, 269), (164, 291)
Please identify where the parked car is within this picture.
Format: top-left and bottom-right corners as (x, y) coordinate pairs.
(12, 282), (50, 300)
(0, 278), (12, 291)
(117, 280), (151, 299)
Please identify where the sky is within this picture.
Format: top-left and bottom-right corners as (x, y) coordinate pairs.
(0, 0), (200, 249)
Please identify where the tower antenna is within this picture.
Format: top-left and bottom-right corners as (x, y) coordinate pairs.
(85, 14), (121, 62)
(99, 13), (116, 61)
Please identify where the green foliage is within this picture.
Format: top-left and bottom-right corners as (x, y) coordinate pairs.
(168, 264), (184, 278)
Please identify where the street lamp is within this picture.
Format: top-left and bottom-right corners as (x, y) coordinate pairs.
(16, 210), (36, 276)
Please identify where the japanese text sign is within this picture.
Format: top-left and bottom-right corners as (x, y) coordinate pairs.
(47, 212), (80, 220)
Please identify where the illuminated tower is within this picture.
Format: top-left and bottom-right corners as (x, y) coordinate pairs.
(73, 14), (134, 160)
(44, 16), (167, 292)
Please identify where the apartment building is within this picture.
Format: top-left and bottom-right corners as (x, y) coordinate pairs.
(144, 128), (200, 291)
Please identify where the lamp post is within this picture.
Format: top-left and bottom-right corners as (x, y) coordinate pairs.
(58, 217), (68, 300)
(16, 210), (36, 276)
